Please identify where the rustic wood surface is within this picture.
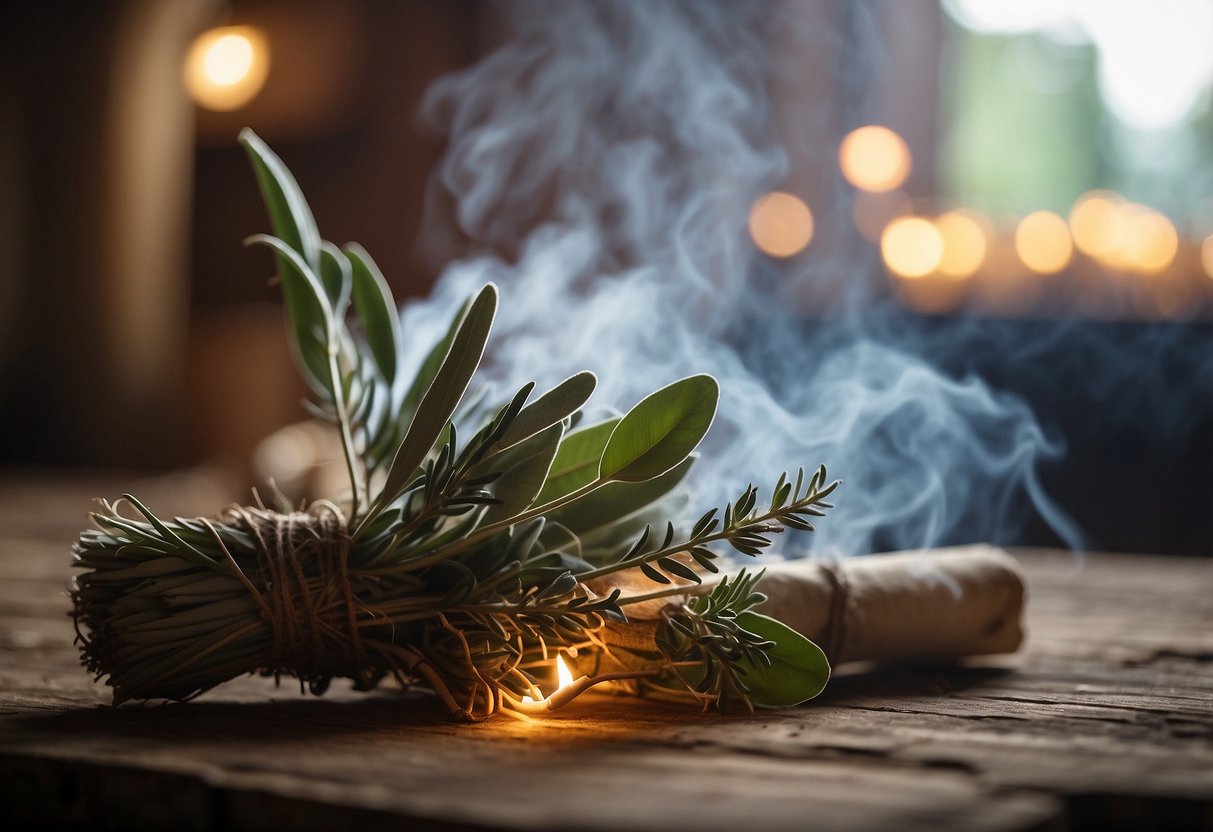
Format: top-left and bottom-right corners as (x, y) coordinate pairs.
(0, 474), (1210, 831)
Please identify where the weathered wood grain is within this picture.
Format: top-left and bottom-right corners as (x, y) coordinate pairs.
(0, 475), (1209, 831)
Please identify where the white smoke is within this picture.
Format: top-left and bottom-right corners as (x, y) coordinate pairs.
(397, 0), (1085, 557)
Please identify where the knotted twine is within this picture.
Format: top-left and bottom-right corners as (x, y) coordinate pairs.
(217, 501), (371, 694)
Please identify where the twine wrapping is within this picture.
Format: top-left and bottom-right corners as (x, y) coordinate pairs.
(218, 502), (370, 693)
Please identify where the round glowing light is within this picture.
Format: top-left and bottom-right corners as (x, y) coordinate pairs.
(748, 191), (814, 258)
(1069, 191), (1127, 261)
(1016, 211), (1073, 274)
(184, 26), (270, 112)
(1201, 235), (1213, 280)
(1121, 209), (1178, 274)
(881, 217), (943, 279)
(934, 210), (989, 279)
(839, 126), (912, 193)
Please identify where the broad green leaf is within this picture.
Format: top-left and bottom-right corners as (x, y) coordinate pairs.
(493, 371), (596, 453)
(244, 234), (332, 394)
(481, 422), (563, 523)
(379, 284), (497, 506)
(600, 375), (718, 482)
(545, 455), (693, 537)
(346, 243), (401, 385)
(534, 418), (619, 505)
(239, 128), (321, 270)
(734, 611), (830, 708)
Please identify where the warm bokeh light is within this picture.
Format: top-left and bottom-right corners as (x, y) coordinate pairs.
(881, 216), (943, 279)
(748, 191), (814, 257)
(1016, 211), (1073, 274)
(1069, 190), (1127, 261)
(1120, 209), (1178, 274)
(852, 189), (912, 242)
(184, 26), (270, 112)
(934, 210), (989, 279)
(1201, 235), (1213, 279)
(839, 125), (912, 193)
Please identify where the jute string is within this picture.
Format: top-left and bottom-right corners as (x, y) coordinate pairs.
(816, 561), (851, 662)
(219, 502), (369, 692)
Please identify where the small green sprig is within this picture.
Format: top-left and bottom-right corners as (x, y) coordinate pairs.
(69, 130), (839, 718)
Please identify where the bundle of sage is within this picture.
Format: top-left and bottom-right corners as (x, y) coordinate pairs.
(72, 130), (840, 718)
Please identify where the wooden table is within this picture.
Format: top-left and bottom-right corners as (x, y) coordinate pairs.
(1, 475), (1210, 831)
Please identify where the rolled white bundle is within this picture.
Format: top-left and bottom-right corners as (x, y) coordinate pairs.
(589, 545), (1025, 668)
(753, 545), (1025, 664)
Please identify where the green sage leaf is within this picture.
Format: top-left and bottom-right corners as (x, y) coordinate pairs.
(379, 284), (497, 507)
(734, 611), (830, 708)
(398, 295), (471, 427)
(600, 375), (718, 482)
(244, 234), (332, 395)
(346, 243), (401, 385)
(239, 128), (321, 270)
(545, 455), (693, 537)
(534, 418), (619, 505)
(482, 422), (563, 523)
(319, 241), (352, 313)
(493, 371), (596, 453)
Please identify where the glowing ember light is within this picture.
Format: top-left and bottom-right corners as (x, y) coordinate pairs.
(881, 217), (943, 279)
(839, 126), (912, 193)
(934, 210), (989, 279)
(748, 191), (814, 258)
(1201, 235), (1213, 280)
(1015, 210), (1072, 274)
(1120, 209), (1178, 274)
(184, 26), (270, 112)
(1069, 191), (1127, 261)
(520, 654), (576, 705)
(556, 654), (574, 690)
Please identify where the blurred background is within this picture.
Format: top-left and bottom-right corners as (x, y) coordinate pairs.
(0, 0), (1209, 555)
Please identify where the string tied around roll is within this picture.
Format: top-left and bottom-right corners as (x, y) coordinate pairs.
(217, 501), (370, 695)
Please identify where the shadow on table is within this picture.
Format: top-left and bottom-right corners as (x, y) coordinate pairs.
(10, 663), (1017, 746)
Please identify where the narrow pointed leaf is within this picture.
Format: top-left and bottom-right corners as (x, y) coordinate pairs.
(239, 128), (320, 270)
(379, 284), (498, 506)
(493, 371), (596, 453)
(244, 234), (332, 394)
(399, 296), (471, 426)
(319, 241), (352, 313)
(346, 243), (401, 384)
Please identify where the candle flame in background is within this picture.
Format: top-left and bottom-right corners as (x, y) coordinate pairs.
(1015, 211), (1073, 275)
(839, 126), (912, 193)
(1069, 191), (1127, 262)
(184, 26), (270, 112)
(881, 217), (944, 279)
(933, 210), (989, 280)
(748, 192), (814, 258)
(397, 1), (1211, 558)
(1120, 210), (1178, 275)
